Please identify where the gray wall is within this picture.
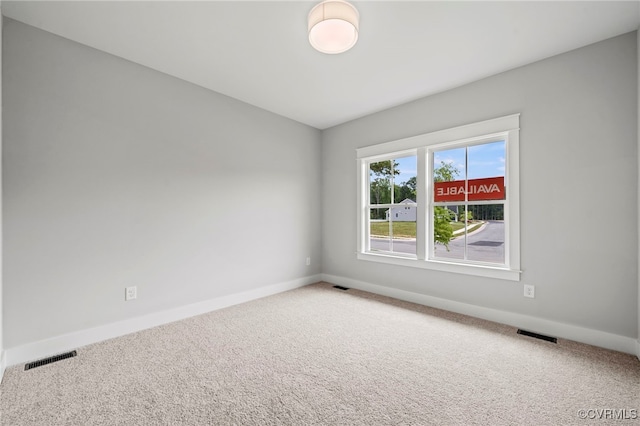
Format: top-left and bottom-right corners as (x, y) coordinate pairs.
(0, 9), (4, 371)
(322, 32), (638, 339)
(3, 19), (322, 348)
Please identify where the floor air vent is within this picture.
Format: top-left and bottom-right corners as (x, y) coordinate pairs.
(25, 350), (77, 371)
(517, 329), (557, 344)
(333, 285), (350, 291)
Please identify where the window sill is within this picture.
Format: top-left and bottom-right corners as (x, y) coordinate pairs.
(357, 252), (521, 281)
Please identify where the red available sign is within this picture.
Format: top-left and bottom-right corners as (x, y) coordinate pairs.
(434, 176), (505, 202)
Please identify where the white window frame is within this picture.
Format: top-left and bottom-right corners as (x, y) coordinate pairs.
(356, 114), (521, 281)
(362, 151), (418, 258)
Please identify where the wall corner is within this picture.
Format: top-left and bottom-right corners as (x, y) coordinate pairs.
(637, 27), (640, 361)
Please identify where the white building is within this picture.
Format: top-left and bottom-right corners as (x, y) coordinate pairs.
(386, 199), (416, 222)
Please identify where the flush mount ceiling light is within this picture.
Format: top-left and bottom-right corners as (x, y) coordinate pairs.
(308, 0), (359, 54)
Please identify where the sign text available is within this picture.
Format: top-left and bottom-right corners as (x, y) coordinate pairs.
(434, 176), (505, 202)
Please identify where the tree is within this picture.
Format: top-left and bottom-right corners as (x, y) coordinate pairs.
(433, 161), (460, 250)
(434, 206), (454, 249)
(405, 176), (416, 192)
(468, 204), (503, 220)
(433, 161), (459, 183)
(395, 176), (416, 203)
(369, 160), (399, 215)
(370, 178), (391, 205)
(370, 160), (399, 179)
(456, 206), (473, 222)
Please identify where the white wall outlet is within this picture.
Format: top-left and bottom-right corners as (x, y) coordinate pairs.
(125, 286), (137, 301)
(306, 257), (311, 266)
(524, 284), (535, 298)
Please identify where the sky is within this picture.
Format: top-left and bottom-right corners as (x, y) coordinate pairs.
(392, 140), (505, 185)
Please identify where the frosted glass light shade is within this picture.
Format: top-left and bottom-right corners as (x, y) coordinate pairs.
(308, 0), (359, 54)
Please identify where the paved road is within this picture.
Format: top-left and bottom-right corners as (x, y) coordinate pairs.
(370, 221), (504, 263)
(370, 237), (417, 255)
(436, 220), (504, 263)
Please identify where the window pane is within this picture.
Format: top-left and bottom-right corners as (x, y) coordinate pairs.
(432, 206), (464, 260)
(393, 156), (417, 203)
(468, 204), (504, 221)
(370, 208), (391, 252)
(369, 160), (392, 204)
(433, 205), (505, 264)
(466, 205), (504, 263)
(390, 219), (417, 256)
(468, 141), (505, 179)
(433, 147), (465, 202)
(369, 208), (416, 256)
(467, 141), (505, 201)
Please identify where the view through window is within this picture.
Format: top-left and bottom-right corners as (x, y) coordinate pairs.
(431, 140), (506, 264)
(357, 114), (520, 280)
(369, 155), (417, 256)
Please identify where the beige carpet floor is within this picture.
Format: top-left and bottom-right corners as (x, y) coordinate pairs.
(1, 282), (639, 425)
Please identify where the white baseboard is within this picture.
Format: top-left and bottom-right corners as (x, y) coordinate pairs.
(637, 340), (640, 361)
(5, 275), (321, 368)
(322, 274), (638, 356)
(0, 350), (6, 384)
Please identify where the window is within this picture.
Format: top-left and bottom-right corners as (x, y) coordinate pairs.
(367, 155), (417, 257)
(357, 115), (520, 281)
(430, 140), (506, 264)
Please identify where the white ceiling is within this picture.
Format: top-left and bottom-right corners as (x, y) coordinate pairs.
(2, 1), (639, 129)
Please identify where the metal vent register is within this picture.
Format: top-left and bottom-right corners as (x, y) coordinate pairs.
(333, 285), (350, 291)
(25, 350), (78, 371)
(517, 329), (557, 344)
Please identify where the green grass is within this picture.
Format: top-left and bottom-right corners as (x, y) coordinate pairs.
(370, 221), (416, 238)
(464, 222), (483, 234)
(370, 221), (483, 238)
(451, 222), (465, 232)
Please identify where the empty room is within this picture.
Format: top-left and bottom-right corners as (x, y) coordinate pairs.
(0, 1), (639, 425)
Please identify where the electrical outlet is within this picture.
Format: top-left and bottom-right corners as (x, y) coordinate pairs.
(524, 284), (535, 299)
(306, 257), (311, 266)
(125, 286), (137, 301)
